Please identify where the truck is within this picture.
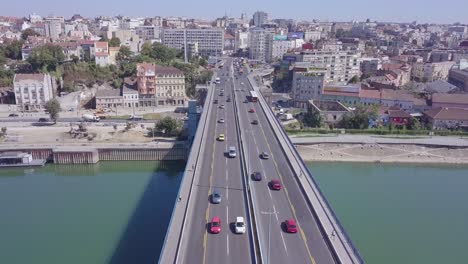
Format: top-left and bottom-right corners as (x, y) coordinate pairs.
(128, 115), (144, 121)
(82, 114), (100, 122)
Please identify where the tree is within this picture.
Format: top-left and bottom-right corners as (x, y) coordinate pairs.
(155, 116), (181, 137)
(339, 105), (372, 129)
(407, 117), (421, 130)
(108, 37), (121, 47)
(21, 28), (40, 40)
(28, 44), (65, 72)
(70, 55), (79, 64)
(116, 45), (132, 62)
(152, 42), (177, 64)
(199, 57), (208, 67)
(1, 127), (6, 136)
(4, 40), (24, 60)
(45, 98), (61, 123)
(140, 42), (153, 57)
(302, 109), (323, 128)
(348, 75), (359, 84)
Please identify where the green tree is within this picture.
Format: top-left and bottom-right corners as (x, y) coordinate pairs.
(45, 98), (61, 123)
(348, 75), (359, 84)
(70, 54), (79, 64)
(199, 57), (208, 67)
(152, 42), (177, 64)
(339, 105), (371, 129)
(21, 28), (40, 40)
(108, 37), (121, 47)
(155, 116), (182, 137)
(116, 45), (132, 62)
(302, 109), (323, 128)
(140, 42), (153, 57)
(28, 44), (65, 72)
(1, 127), (6, 136)
(0, 51), (5, 65)
(407, 117), (421, 130)
(4, 40), (24, 60)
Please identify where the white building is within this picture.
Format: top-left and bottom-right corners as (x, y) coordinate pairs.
(13, 73), (55, 111)
(291, 50), (361, 84)
(291, 68), (326, 108)
(136, 25), (161, 41)
(162, 28), (224, 57)
(272, 40), (293, 61)
(122, 87), (139, 108)
(235, 31), (249, 50)
(304, 31), (322, 42)
(412, 62), (455, 82)
(248, 28), (274, 62)
(44, 17), (63, 40)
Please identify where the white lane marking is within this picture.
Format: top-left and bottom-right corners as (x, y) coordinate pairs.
(227, 234), (230, 256)
(280, 229), (289, 256)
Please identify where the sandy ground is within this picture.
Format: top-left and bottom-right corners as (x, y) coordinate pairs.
(0, 124), (164, 144)
(296, 143), (468, 164)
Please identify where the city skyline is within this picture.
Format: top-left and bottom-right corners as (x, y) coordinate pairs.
(2, 0), (468, 24)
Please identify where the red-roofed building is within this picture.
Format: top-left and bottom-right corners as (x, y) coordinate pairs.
(136, 63), (186, 107)
(424, 107), (468, 130)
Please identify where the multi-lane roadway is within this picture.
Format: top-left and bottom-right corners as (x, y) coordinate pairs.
(181, 59), (254, 264)
(233, 63), (336, 264)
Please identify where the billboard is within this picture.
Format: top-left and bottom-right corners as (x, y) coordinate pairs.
(274, 35), (288, 41)
(287, 32), (304, 40)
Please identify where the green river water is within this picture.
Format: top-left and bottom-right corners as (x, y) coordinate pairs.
(0, 161), (467, 264)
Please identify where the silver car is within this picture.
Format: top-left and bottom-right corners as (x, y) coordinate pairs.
(212, 189), (222, 204)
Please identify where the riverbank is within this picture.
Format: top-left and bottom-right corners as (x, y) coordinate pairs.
(293, 135), (468, 164)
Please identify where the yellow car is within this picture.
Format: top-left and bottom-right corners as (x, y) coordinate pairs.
(218, 134), (225, 141)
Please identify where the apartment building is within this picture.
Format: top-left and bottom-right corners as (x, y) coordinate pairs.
(248, 27), (274, 62)
(94, 41), (110, 67)
(136, 63), (186, 107)
(411, 62), (455, 82)
(253, 11), (269, 27)
(291, 67), (326, 108)
(43, 16), (63, 40)
(162, 28), (224, 57)
(13, 73), (55, 111)
(286, 50), (361, 84)
(135, 25), (161, 41)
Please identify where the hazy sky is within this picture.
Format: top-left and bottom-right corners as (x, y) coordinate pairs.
(2, 0), (468, 24)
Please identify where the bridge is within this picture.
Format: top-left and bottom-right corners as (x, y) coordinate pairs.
(159, 58), (364, 264)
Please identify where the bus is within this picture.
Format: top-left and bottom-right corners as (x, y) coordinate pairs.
(250, 91), (258, 102)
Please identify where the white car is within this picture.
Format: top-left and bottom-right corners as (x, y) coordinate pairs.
(235, 216), (246, 234)
(218, 118), (225, 123)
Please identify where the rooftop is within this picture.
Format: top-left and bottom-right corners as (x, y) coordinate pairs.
(432, 93), (468, 105)
(424, 107), (468, 121)
(96, 89), (121, 98)
(14, 73), (45, 82)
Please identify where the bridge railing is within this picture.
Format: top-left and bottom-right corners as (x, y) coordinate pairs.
(158, 75), (217, 264)
(247, 73), (364, 264)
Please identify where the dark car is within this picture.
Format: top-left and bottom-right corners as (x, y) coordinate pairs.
(252, 171), (262, 181)
(251, 120), (259, 125)
(38, 117), (50, 122)
(226, 97), (231, 102)
(214, 99), (218, 104)
(8, 113), (19, 117)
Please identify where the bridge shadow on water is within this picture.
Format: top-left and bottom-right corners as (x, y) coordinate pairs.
(107, 160), (184, 264)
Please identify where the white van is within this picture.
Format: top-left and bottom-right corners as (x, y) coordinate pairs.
(228, 146), (237, 158)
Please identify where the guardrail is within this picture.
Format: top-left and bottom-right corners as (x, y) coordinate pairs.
(247, 73), (364, 264)
(158, 74), (217, 264)
(232, 67), (263, 264)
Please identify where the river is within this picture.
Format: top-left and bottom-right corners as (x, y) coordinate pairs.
(309, 162), (468, 264)
(1, 161), (467, 263)
(0, 161), (183, 264)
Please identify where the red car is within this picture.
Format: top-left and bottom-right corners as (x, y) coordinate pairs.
(285, 219), (298, 233)
(271, 179), (282, 190)
(249, 108), (255, 113)
(210, 216), (221, 234)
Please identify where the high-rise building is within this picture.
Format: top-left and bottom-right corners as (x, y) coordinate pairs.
(43, 16), (64, 40)
(13, 73), (55, 111)
(253, 11), (268, 27)
(248, 28), (274, 62)
(162, 28), (224, 57)
(286, 50), (362, 84)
